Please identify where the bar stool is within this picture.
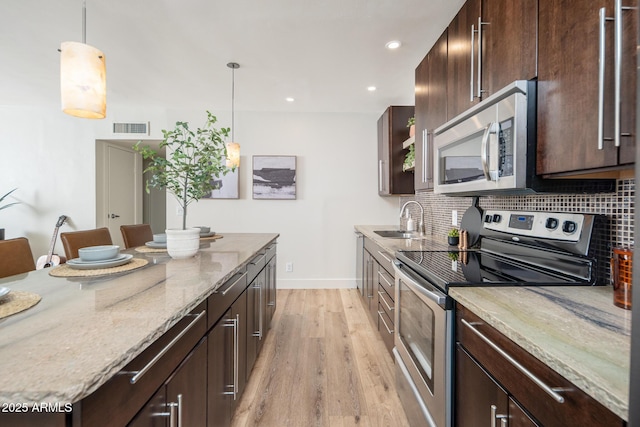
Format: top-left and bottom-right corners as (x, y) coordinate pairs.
(0, 237), (36, 278)
(60, 227), (113, 260)
(120, 224), (153, 249)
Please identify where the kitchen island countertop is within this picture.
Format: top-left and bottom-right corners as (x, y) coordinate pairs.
(0, 233), (278, 406)
(356, 224), (631, 421)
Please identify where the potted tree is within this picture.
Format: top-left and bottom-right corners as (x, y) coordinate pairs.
(0, 188), (19, 240)
(134, 111), (234, 259)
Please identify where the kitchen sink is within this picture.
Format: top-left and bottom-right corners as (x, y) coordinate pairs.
(374, 230), (416, 239)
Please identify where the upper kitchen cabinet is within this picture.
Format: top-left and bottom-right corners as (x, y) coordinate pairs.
(378, 106), (415, 196)
(414, 29), (448, 191)
(447, 0), (537, 119)
(537, 0), (637, 176)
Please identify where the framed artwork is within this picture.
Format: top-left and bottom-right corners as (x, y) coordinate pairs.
(203, 160), (239, 199)
(252, 156), (296, 200)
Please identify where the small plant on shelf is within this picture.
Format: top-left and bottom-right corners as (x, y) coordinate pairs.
(407, 117), (415, 138)
(403, 144), (415, 172)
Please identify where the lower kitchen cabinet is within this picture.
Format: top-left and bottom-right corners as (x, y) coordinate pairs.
(129, 338), (207, 427)
(360, 237), (396, 357)
(455, 303), (625, 427)
(265, 245), (277, 326)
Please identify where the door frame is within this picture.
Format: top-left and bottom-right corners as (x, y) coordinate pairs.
(95, 140), (143, 241)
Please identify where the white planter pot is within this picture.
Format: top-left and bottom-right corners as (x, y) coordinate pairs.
(165, 228), (201, 259)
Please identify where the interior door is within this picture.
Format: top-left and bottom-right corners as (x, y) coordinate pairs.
(96, 141), (142, 247)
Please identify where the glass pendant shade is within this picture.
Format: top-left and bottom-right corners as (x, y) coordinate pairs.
(60, 41), (106, 119)
(226, 142), (240, 168)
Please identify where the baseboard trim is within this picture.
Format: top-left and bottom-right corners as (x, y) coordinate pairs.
(277, 278), (357, 289)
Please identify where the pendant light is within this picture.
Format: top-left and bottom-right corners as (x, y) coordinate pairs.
(60, 0), (106, 119)
(226, 62), (241, 168)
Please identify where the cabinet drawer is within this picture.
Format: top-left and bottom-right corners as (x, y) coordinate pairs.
(247, 251), (266, 284)
(74, 301), (207, 427)
(208, 269), (247, 328)
(377, 305), (394, 356)
(377, 266), (394, 297)
(265, 242), (277, 263)
(377, 285), (394, 319)
(364, 237), (394, 276)
(456, 304), (624, 427)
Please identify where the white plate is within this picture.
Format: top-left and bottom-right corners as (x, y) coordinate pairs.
(200, 231), (216, 238)
(0, 287), (10, 301)
(145, 241), (167, 249)
(68, 253), (128, 265)
(66, 254), (133, 270)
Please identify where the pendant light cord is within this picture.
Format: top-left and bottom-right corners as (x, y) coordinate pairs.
(82, 0), (86, 44)
(227, 62), (239, 141)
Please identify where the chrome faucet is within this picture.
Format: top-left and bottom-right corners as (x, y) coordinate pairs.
(400, 201), (424, 236)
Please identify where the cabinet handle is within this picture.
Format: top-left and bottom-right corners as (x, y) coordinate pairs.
(126, 310), (206, 384)
(223, 314), (240, 400)
(476, 16), (488, 99)
(598, 8), (614, 149)
(378, 270), (393, 289)
(168, 402), (178, 427)
(462, 319), (565, 403)
(252, 280), (263, 340)
(470, 23), (476, 101)
(220, 272), (247, 296)
(490, 404), (507, 427)
(377, 290), (394, 312)
(377, 310), (394, 334)
(250, 253), (266, 265)
(422, 129), (428, 184)
(376, 250), (392, 264)
(378, 160), (384, 192)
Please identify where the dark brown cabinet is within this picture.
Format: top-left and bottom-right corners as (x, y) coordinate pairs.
(456, 303), (625, 427)
(414, 29), (448, 191)
(537, 0), (637, 176)
(359, 237), (395, 357)
(377, 106), (415, 196)
(446, 0), (537, 119)
(130, 339), (208, 426)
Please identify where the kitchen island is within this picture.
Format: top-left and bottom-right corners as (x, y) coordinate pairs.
(0, 232), (278, 425)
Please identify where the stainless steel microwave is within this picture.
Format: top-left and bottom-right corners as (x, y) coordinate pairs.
(433, 80), (615, 195)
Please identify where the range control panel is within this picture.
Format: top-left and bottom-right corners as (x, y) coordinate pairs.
(482, 210), (584, 242)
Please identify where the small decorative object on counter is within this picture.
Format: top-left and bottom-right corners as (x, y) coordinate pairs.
(458, 229), (468, 250)
(611, 247), (632, 310)
(448, 228), (459, 246)
(407, 116), (415, 138)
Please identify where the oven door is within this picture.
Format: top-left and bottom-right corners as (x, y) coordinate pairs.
(393, 261), (452, 427)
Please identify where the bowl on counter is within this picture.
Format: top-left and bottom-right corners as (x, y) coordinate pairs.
(78, 245), (120, 262)
(195, 226), (210, 234)
(153, 233), (167, 243)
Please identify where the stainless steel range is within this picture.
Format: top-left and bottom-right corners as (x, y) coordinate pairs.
(392, 209), (607, 427)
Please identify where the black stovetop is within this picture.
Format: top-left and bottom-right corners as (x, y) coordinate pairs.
(396, 246), (596, 294)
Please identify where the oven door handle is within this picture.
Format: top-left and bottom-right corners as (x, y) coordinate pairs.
(393, 261), (448, 308)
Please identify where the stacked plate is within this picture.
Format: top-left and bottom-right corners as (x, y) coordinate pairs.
(0, 287), (10, 301)
(67, 245), (133, 270)
(145, 233), (167, 249)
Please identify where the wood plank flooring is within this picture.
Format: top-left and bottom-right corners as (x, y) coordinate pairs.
(231, 289), (410, 427)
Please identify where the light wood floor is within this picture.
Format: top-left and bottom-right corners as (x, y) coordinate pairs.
(231, 289), (410, 427)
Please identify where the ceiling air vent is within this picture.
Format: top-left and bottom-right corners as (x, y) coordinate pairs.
(113, 122), (149, 135)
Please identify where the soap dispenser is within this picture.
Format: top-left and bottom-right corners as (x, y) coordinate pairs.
(406, 212), (416, 232)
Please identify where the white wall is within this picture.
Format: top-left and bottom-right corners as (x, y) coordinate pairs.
(1, 106), (400, 287)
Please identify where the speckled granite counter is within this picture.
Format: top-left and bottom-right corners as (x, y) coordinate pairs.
(451, 286), (631, 421)
(0, 233), (278, 405)
(356, 225), (631, 421)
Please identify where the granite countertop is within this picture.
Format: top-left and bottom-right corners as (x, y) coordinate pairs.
(0, 233), (278, 405)
(357, 225), (631, 421)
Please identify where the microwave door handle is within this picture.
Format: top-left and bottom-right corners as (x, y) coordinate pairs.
(480, 124), (492, 181)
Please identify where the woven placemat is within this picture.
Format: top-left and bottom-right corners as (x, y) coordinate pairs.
(201, 234), (223, 241)
(0, 291), (42, 320)
(135, 246), (167, 253)
(48, 258), (149, 278)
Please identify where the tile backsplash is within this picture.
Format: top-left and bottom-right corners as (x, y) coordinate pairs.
(400, 178), (634, 285)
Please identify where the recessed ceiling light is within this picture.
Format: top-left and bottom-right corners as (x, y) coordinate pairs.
(385, 40), (401, 50)
(286, 97), (295, 102)
(367, 86), (377, 92)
